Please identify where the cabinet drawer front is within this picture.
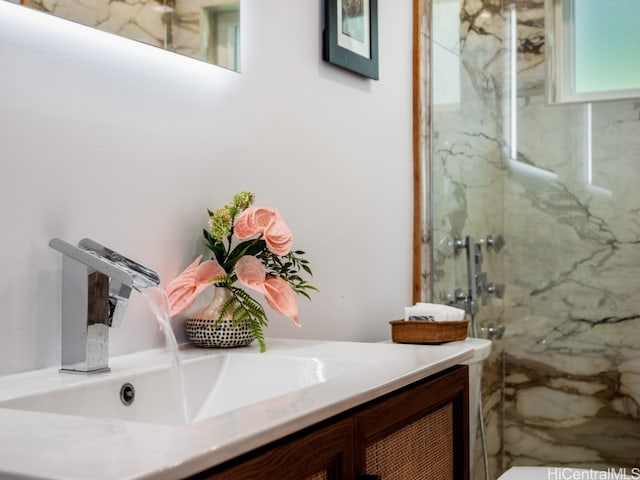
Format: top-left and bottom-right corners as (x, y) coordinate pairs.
(354, 366), (469, 480)
(364, 402), (454, 479)
(196, 418), (353, 480)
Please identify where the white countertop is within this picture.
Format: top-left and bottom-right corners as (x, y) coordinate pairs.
(0, 338), (478, 479)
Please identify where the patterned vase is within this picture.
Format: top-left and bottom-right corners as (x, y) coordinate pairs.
(185, 287), (254, 348)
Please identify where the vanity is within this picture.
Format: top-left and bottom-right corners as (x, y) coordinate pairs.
(0, 338), (480, 479)
(198, 362), (469, 480)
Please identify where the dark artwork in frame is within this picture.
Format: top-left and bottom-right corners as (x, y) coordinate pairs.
(323, 0), (379, 80)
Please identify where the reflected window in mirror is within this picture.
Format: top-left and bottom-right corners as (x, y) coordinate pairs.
(9, 0), (241, 72)
(546, 0), (640, 103)
(203, 4), (240, 71)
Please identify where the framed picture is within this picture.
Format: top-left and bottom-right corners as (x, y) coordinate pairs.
(323, 0), (379, 80)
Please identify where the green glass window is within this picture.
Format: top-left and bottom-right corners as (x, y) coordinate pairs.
(547, 0), (640, 103)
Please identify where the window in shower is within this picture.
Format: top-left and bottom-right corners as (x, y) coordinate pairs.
(546, 0), (640, 104)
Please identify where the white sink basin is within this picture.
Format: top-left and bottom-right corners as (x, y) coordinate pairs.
(0, 352), (350, 425)
(0, 339), (477, 480)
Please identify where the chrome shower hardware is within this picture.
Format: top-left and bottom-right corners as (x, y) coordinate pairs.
(448, 288), (478, 316)
(485, 281), (505, 301)
(479, 322), (505, 340)
(448, 233), (506, 334)
(449, 235), (483, 315)
(451, 233), (506, 480)
(477, 273), (506, 305)
(484, 234), (505, 253)
(453, 237), (466, 254)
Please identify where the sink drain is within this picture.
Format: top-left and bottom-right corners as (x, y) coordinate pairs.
(119, 382), (135, 406)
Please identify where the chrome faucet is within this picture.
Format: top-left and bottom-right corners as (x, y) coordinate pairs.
(49, 238), (160, 374)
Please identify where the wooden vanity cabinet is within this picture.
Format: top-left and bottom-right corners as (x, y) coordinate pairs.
(191, 365), (468, 480)
(354, 365), (469, 480)
(191, 417), (354, 480)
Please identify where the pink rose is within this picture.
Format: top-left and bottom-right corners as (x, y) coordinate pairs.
(234, 205), (294, 256)
(264, 276), (300, 326)
(165, 256), (225, 316)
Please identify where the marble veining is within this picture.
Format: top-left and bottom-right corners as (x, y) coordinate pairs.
(22, 0), (215, 61)
(425, 0), (640, 477)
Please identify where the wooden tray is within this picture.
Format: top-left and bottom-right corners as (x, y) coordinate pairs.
(389, 319), (469, 344)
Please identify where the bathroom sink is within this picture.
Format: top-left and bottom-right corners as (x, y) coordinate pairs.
(0, 352), (350, 425)
(0, 339), (477, 480)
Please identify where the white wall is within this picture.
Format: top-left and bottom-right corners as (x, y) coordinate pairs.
(0, 0), (414, 375)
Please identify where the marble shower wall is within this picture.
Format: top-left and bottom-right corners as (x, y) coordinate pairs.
(430, 0), (507, 477)
(428, 0), (640, 478)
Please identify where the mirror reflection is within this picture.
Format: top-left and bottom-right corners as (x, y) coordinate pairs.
(12, 0), (241, 71)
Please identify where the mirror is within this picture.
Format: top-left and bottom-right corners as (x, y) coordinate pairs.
(8, 0), (241, 71)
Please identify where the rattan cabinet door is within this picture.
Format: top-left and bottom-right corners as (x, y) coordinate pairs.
(353, 366), (469, 480)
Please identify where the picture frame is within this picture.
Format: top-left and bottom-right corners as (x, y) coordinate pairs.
(323, 0), (379, 80)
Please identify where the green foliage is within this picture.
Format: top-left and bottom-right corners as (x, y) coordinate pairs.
(215, 285), (269, 353)
(224, 238), (265, 273)
(248, 322), (267, 353)
(257, 249), (318, 299)
(203, 228), (226, 266)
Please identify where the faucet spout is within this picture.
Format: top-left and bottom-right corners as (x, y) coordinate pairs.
(49, 238), (160, 374)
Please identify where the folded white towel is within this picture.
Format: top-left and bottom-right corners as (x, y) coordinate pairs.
(404, 303), (466, 322)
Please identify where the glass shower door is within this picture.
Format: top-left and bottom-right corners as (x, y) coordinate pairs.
(428, 1), (640, 478)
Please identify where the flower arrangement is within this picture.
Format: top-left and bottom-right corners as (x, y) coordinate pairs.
(165, 191), (316, 352)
